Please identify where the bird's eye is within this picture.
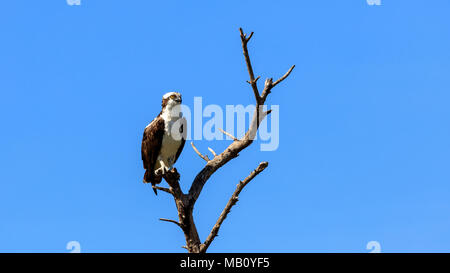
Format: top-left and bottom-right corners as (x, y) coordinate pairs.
(170, 95), (177, 99)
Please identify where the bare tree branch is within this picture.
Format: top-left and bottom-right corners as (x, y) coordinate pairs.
(208, 147), (218, 158)
(152, 185), (173, 195)
(191, 142), (210, 162)
(186, 26), (294, 216)
(261, 65), (296, 100)
(159, 218), (183, 228)
(273, 65), (296, 88)
(239, 27), (261, 104)
(219, 128), (238, 141)
(162, 168), (183, 199)
(200, 162), (269, 253)
(246, 75), (260, 85)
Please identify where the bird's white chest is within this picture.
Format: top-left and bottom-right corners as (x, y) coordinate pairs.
(158, 118), (183, 167)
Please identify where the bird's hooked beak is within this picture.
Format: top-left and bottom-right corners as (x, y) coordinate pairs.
(175, 97), (182, 103)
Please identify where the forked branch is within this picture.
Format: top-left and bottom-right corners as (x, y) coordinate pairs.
(191, 142), (210, 162)
(239, 28), (261, 103)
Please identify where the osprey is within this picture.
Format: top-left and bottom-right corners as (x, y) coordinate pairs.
(141, 92), (186, 195)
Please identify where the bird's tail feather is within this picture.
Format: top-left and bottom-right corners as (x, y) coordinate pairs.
(151, 183), (158, 195)
(144, 169), (161, 196)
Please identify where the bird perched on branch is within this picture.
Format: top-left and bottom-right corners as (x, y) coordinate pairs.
(141, 92), (186, 195)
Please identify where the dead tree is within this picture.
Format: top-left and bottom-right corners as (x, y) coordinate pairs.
(153, 28), (295, 253)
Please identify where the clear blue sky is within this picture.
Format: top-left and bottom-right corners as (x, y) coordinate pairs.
(1, 0), (449, 253)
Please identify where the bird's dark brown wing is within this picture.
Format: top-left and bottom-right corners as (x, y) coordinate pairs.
(174, 117), (187, 163)
(141, 116), (165, 182)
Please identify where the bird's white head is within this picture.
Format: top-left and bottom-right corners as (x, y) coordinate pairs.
(161, 92), (183, 121)
(162, 92), (182, 109)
